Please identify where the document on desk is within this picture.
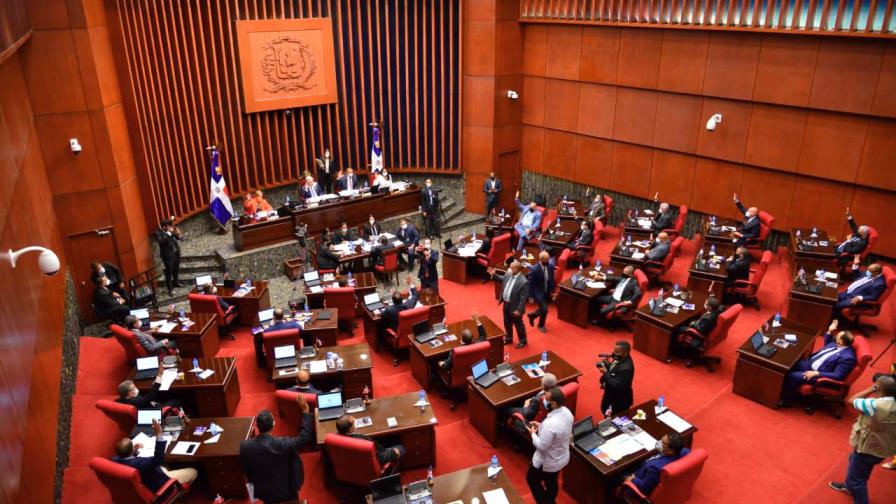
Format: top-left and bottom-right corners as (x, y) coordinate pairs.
(393, 240), (404, 247)
(149, 320), (167, 329)
(664, 297), (684, 308)
(600, 434), (643, 461)
(159, 368), (179, 391)
(170, 441), (200, 456)
(309, 285), (323, 294)
(637, 218), (652, 228)
(482, 488), (510, 504)
(308, 360), (328, 374)
(631, 252), (646, 260)
(197, 369), (215, 380)
(157, 322), (178, 334)
(657, 411), (692, 433)
(632, 431), (658, 451)
(132, 433), (171, 457)
(585, 281), (606, 289)
(203, 434), (221, 444)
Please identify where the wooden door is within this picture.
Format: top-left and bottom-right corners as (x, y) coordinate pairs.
(497, 151), (520, 212)
(68, 227), (120, 322)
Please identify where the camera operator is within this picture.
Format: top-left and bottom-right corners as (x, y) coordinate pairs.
(421, 178), (441, 238)
(597, 341), (635, 417)
(415, 238), (440, 292)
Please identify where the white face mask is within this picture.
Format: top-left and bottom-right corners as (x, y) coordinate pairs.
(745, 212), (751, 218)
(369, 220), (375, 225)
(425, 243), (431, 250)
(401, 224), (407, 230)
(98, 267), (105, 275)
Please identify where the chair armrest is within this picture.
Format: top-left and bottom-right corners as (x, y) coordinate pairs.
(619, 480), (650, 503)
(814, 377), (848, 393)
(733, 279), (754, 291)
(386, 328), (397, 338)
(475, 253), (488, 261)
(614, 301), (633, 309)
(153, 479), (183, 503)
(575, 244), (591, 252)
(853, 300), (882, 312)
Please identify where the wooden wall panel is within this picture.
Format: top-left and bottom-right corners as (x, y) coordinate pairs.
(809, 39), (886, 114)
(522, 76), (546, 126)
(752, 35), (819, 107)
(797, 112), (868, 182)
(648, 150), (696, 207)
(871, 45), (896, 117)
(579, 26), (619, 84)
(576, 83), (616, 138)
(613, 88), (657, 145)
(739, 167), (797, 230)
(542, 129), (577, 177)
(19, 30), (88, 114)
(653, 94), (701, 154)
(465, 21), (497, 75)
(34, 112), (105, 195)
(657, 31), (710, 95)
(464, 76), (496, 127)
(701, 32), (761, 101)
(544, 25), (581, 80)
(575, 136), (613, 187)
(789, 177), (855, 238)
(543, 79), (579, 131)
(616, 28), (662, 89)
(690, 158), (744, 220)
(849, 187), (896, 257)
(522, 24), (547, 76)
(610, 143), (652, 198)
(744, 105), (807, 172)
(857, 120), (896, 192)
(696, 99), (751, 163)
(521, 125), (544, 172)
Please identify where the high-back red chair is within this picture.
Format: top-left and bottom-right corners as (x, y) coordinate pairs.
(644, 237), (684, 287)
(89, 457), (186, 504)
(606, 269), (649, 332)
(385, 306), (431, 362)
(374, 248), (400, 284)
(262, 328), (303, 369)
(559, 381), (579, 416)
(800, 335), (872, 418)
(323, 434), (390, 487)
(110, 324), (148, 361)
(732, 250), (773, 310)
(437, 341), (491, 409)
(95, 399), (138, 434)
(602, 195), (614, 225)
(274, 390), (318, 440)
(324, 286), (357, 329)
(575, 220), (603, 267)
(620, 448), (708, 504)
(476, 232), (512, 269)
(685, 304), (742, 372)
(862, 226), (878, 262)
(554, 249), (571, 293)
(187, 293), (237, 331)
(840, 266), (896, 334)
(663, 205), (687, 239)
(745, 211), (775, 258)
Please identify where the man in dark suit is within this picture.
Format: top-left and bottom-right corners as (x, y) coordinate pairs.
(421, 178), (440, 237)
(835, 263), (887, 312)
(503, 374), (558, 437)
(526, 251), (555, 334)
(267, 309), (302, 332)
(91, 261), (127, 298)
(381, 275), (420, 333)
(332, 222), (356, 245)
(618, 433), (689, 497)
(362, 214), (383, 240)
(317, 238), (341, 271)
(836, 208), (870, 267)
(568, 220), (594, 261)
(598, 341), (635, 416)
(588, 193), (607, 222)
(287, 370), (323, 395)
(125, 315), (177, 356)
(732, 193), (761, 246)
(154, 219), (183, 296)
(483, 171), (502, 218)
(370, 235), (395, 267)
(488, 261), (529, 349)
(592, 266), (642, 323)
(725, 246), (751, 288)
(93, 275), (130, 322)
(673, 297), (723, 355)
(416, 239), (440, 292)
(112, 419), (197, 491)
(395, 218), (419, 269)
(317, 148), (338, 193)
(646, 232), (671, 262)
(336, 414), (405, 469)
(240, 407), (314, 503)
(651, 201), (676, 234)
(117, 376), (181, 411)
(780, 320), (858, 407)
(336, 167), (360, 192)
(439, 312), (488, 371)
(300, 175), (324, 199)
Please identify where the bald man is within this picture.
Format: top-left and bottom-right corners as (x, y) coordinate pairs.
(732, 193), (760, 246)
(836, 208), (871, 266)
(646, 232), (671, 262)
(488, 261), (529, 348)
(287, 369), (323, 395)
(835, 263), (887, 313)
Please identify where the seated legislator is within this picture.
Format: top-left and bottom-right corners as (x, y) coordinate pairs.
(268, 308), (302, 332)
(416, 239), (440, 292)
(332, 222), (356, 245)
(646, 232), (671, 262)
(287, 369), (323, 395)
(567, 220), (594, 259)
(779, 320), (857, 407)
(362, 214), (383, 240)
(588, 193), (606, 221)
(335, 414), (405, 468)
(438, 312), (487, 371)
(592, 266), (642, 323)
(125, 315), (178, 357)
(94, 275), (131, 322)
(301, 175), (324, 199)
(117, 376), (181, 411)
(672, 297), (723, 355)
(243, 192), (257, 215)
(372, 168), (392, 193)
(370, 235), (395, 267)
(834, 263), (887, 313)
(91, 261), (127, 298)
(732, 193), (760, 246)
(336, 167), (360, 191)
(836, 209), (870, 266)
(395, 218), (420, 269)
(725, 247), (751, 288)
(112, 419), (198, 490)
(617, 433), (689, 498)
(381, 275), (420, 333)
(317, 237), (341, 271)
(478, 228), (495, 257)
(198, 283), (237, 316)
(240, 406), (314, 504)
(503, 373), (557, 437)
(513, 191), (543, 252)
(651, 201), (676, 234)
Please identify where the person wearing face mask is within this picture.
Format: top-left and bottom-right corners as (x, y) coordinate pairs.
(513, 190), (543, 252)
(332, 221), (355, 245)
(421, 178), (440, 238)
(362, 214), (383, 240)
(483, 171), (503, 219)
(336, 166), (360, 192)
(125, 314), (178, 357)
(416, 239), (440, 292)
(591, 266), (642, 323)
(199, 283), (235, 315)
(94, 275), (131, 322)
(155, 218), (184, 296)
(568, 220), (594, 262)
(90, 261), (127, 299)
(732, 193), (761, 246)
(438, 312), (487, 372)
(300, 175), (323, 199)
(116, 376), (181, 411)
(834, 263), (887, 314)
(617, 433), (689, 498)
(503, 374), (558, 437)
(672, 297), (723, 357)
(525, 387), (573, 504)
(646, 232), (671, 262)
(372, 168), (392, 194)
(316, 147), (338, 193)
(836, 208), (871, 268)
(779, 320), (857, 408)
(240, 405), (314, 503)
(724, 246), (751, 288)
(111, 418), (198, 491)
(395, 217), (420, 269)
(382, 275), (420, 335)
(370, 235), (395, 267)
(597, 341), (635, 416)
(526, 251), (556, 333)
(487, 261), (529, 349)
(316, 237), (341, 271)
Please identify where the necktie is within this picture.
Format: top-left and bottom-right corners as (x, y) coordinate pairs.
(503, 275), (516, 302)
(310, 185), (317, 197)
(348, 177), (353, 191)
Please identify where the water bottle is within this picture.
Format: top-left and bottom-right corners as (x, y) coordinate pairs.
(348, 271), (353, 285)
(626, 234), (632, 245)
(774, 312), (781, 324)
(812, 227), (818, 236)
(673, 283), (680, 294)
(595, 259), (601, 271)
(179, 307), (186, 319)
(795, 229), (801, 239)
(579, 263), (584, 273)
(418, 390), (427, 411)
(427, 465), (434, 486)
(491, 454), (498, 469)
(285, 193), (290, 205)
(192, 358), (199, 370)
(710, 244), (716, 255)
(555, 219), (561, 229)
(541, 351), (548, 365)
(658, 395), (665, 409)
(304, 301), (310, 315)
(657, 288), (664, 301)
(247, 278), (252, 287)
(710, 215), (717, 225)
(799, 267), (806, 279)
(504, 352), (510, 364)
(697, 248), (704, 260)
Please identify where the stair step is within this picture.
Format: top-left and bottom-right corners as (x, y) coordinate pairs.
(179, 264), (226, 274)
(443, 213), (486, 233)
(180, 254), (219, 263)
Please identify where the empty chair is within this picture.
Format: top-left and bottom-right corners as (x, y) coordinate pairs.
(799, 335), (872, 418)
(95, 399), (137, 434)
(732, 250), (773, 310)
(89, 457), (187, 504)
(384, 305), (431, 365)
(262, 328), (303, 369)
(323, 433), (392, 488)
(475, 232), (511, 271)
(323, 286), (357, 331)
(839, 265), (895, 334)
(684, 304), (742, 372)
(274, 390), (319, 440)
(601, 195), (614, 226)
(618, 448), (709, 504)
(605, 269), (649, 332)
(374, 248), (400, 284)
(554, 249), (571, 292)
(436, 341), (490, 409)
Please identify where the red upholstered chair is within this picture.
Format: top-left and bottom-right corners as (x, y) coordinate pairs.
(605, 269), (649, 332)
(324, 286), (357, 331)
(559, 381), (579, 416)
(684, 304), (743, 372)
(374, 248), (400, 284)
(619, 448), (708, 504)
(663, 205), (687, 240)
(385, 305), (431, 364)
(476, 232), (512, 270)
(601, 195), (614, 226)
(436, 341), (491, 409)
(274, 390), (318, 441)
(746, 211), (775, 259)
(732, 250), (773, 310)
(323, 433), (391, 487)
(554, 249), (571, 294)
(95, 399), (137, 434)
(575, 220), (604, 268)
(110, 324), (148, 361)
(644, 237), (684, 288)
(862, 226), (878, 262)
(187, 293), (237, 337)
(799, 335), (872, 418)
(839, 266), (896, 334)
(262, 328), (303, 369)
(89, 457), (186, 504)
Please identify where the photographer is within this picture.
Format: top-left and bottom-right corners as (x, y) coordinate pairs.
(597, 341), (635, 417)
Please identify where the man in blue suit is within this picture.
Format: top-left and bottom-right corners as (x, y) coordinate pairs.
(779, 320), (858, 407)
(112, 419), (198, 491)
(527, 251), (555, 333)
(381, 275), (420, 334)
(395, 218), (419, 269)
(619, 433), (689, 497)
(835, 263), (887, 313)
(732, 193), (761, 246)
(300, 175), (324, 199)
(513, 191), (543, 251)
(267, 309), (302, 332)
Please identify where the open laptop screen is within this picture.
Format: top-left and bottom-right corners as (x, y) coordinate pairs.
(363, 293), (380, 305)
(303, 271), (320, 281)
(370, 474), (403, 500)
(129, 308), (150, 320)
(195, 274), (213, 286)
(573, 416), (594, 438)
(136, 356), (159, 371)
(750, 331), (763, 350)
(317, 392), (343, 409)
(412, 320), (430, 335)
(137, 409), (162, 425)
(258, 308), (275, 323)
(273, 345), (295, 359)
(471, 359), (488, 380)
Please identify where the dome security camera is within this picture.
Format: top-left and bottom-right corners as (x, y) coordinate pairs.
(705, 114), (722, 132)
(5, 246), (61, 276)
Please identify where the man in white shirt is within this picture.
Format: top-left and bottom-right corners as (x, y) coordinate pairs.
(526, 387), (573, 504)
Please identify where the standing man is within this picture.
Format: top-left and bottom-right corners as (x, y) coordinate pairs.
(598, 341), (635, 416)
(527, 251), (555, 334)
(421, 178), (440, 238)
(526, 387), (573, 504)
(829, 376), (896, 504)
(417, 239), (440, 292)
(483, 171), (503, 219)
(90, 261), (127, 299)
(240, 405), (314, 504)
(155, 218), (183, 296)
(488, 261), (529, 349)
(316, 148), (337, 194)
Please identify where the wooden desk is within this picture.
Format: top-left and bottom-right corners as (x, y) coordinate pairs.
(732, 318), (818, 408)
(556, 266), (610, 328)
(441, 234), (482, 284)
(787, 260), (839, 331)
(272, 342), (373, 399)
(467, 351), (582, 446)
(622, 208), (656, 238)
(316, 391), (437, 469)
(609, 241), (650, 269)
(148, 312), (220, 358)
(164, 416), (254, 499)
(562, 399), (697, 504)
(540, 219), (580, 250)
(232, 212), (297, 251)
(485, 213), (514, 235)
(557, 199), (586, 221)
(304, 272), (377, 309)
(364, 463), (526, 503)
(132, 357), (240, 417)
(256, 308), (339, 347)
(700, 216), (741, 246)
(791, 228), (838, 263)
(360, 289), (446, 352)
(408, 316), (506, 389)
(686, 244), (735, 294)
(633, 292), (708, 362)
(192, 280), (271, 326)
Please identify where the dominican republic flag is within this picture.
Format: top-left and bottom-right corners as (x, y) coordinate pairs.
(208, 149), (234, 227)
(370, 125), (383, 173)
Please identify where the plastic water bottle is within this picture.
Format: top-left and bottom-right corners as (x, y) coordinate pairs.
(347, 271), (353, 285)
(179, 307), (186, 319)
(285, 193), (290, 205)
(504, 352), (510, 364)
(579, 263), (584, 273)
(427, 465), (434, 486)
(812, 227), (818, 236)
(541, 351), (548, 366)
(491, 454), (499, 469)
(710, 215), (717, 225)
(799, 267), (806, 279)
(710, 244), (716, 255)
(595, 259), (601, 270)
(418, 389), (426, 403)
(192, 358), (199, 370)
(658, 288), (664, 301)
(304, 301), (310, 315)
(774, 312), (781, 324)
(697, 248), (704, 260)
(626, 234), (632, 245)
(673, 283), (680, 294)
(658, 395), (665, 409)
(796, 229), (801, 239)
(247, 278), (252, 287)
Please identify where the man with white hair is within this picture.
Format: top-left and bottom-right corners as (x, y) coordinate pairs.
(503, 373), (558, 436)
(836, 208), (871, 267)
(300, 175), (323, 199)
(732, 193), (761, 246)
(651, 201), (675, 234)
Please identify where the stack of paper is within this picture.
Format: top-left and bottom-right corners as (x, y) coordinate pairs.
(308, 360), (328, 374)
(157, 322), (178, 334)
(159, 369), (179, 391)
(657, 411), (692, 433)
(599, 434), (643, 461)
(482, 488), (510, 504)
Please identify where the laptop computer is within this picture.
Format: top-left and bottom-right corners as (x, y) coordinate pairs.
(412, 320), (436, 344)
(751, 331), (777, 358)
(303, 271), (321, 287)
(472, 358), (500, 388)
(649, 298), (666, 316)
(317, 391), (344, 421)
(134, 356), (160, 380)
(299, 345), (316, 358)
(273, 345), (297, 368)
(131, 409), (163, 437)
(370, 474), (406, 504)
(364, 292), (386, 311)
(129, 308), (150, 328)
(194, 274), (213, 286)
(344, 397), (365, 414)
(257, 308), (275, 328)
(431, 322), (448, 335)
(572, 416), (606, 452)
(495, 362), (513, 377)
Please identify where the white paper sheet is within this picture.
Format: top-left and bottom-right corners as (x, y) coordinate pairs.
(657, 411), (692, 433)
(159, 368), (179, 391)
(157, 322), (178, 334)
(132, 432), (169, 457)
(585, 281), (606, 289)
(308, 360), (328, 374)
(482, 488), (510, 504)
(197, 369), (215, 380)
(632, 431), (658, 451)
(309, 285), (323, 294)
(600, 435), (644, 460)
(631, 252), (645, 260)
(664, 297), (684, 307)
(203, 434), (221, 444)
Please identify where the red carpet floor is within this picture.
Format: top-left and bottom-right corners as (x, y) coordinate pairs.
(62, 228), (896, 503)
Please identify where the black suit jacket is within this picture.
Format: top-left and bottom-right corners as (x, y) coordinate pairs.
(113, 439), (170, 492)
(370, 243), (395, 266)
(336, 174), (360, 191)
(396, 225), (419, 247)
(652, 210), (675, 233)
(93, 286), (123, 317)
(317, 245), (340, 270)
(688, 309), (721, 336)
(239, 415), (313, 504)
(726, 256), (751, 286)
(381, 287), (419, 332)
(301, 183), (324, 199)
(483, 178), (502, 205)
(570, 229), (594, 249)
(118, 382), (162, 409)
(735, 201), (761, 241)
(417, 250), (439, 288)
(320, 157), (338, 175)
(494, 272), (528, 314)
(837, 217), (868, 256)
(606, 275), (641, 304)
(421, 188), (438, 213)
(332, 228), (356, 245)
(600, 356), (634, 411)
(443, 324), (487, 370)
(155, 229), (181, 261)
(91, 262), (124, 287)
(362, 222), (383, 239)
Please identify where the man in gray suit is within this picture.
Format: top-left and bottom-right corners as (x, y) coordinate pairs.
(488, 261), (529, 348)
(125, 315), (177, 356)
(646, 232), (671, 262)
